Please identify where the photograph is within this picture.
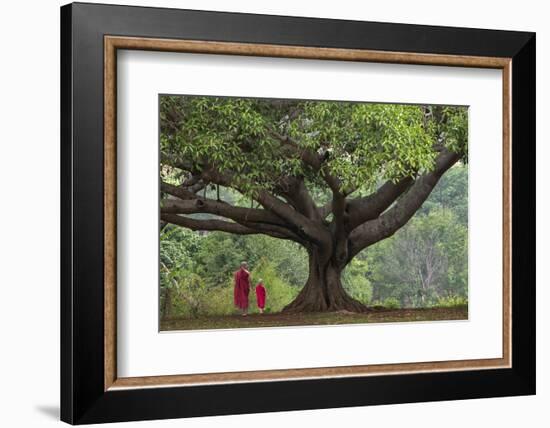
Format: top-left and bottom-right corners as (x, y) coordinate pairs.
(159, 95), (469, 331)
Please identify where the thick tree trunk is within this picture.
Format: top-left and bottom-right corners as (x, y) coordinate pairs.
(283, 249), (369, 313)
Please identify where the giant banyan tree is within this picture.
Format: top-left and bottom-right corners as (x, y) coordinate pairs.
(159, 96), (467, 313)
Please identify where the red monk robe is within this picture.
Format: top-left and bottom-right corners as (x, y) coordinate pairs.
(255, 282), (266, 310)
(233, 268), (250, 310)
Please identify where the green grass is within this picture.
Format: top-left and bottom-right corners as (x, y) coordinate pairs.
(160, 305), (468, 331)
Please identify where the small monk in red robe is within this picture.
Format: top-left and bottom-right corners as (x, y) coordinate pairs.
(234, 261), (251, 316)
(255, 279), (266, 314)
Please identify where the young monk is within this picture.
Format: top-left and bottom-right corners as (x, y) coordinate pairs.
(255, 279), (266, 314)
(234, 261), (251, 316)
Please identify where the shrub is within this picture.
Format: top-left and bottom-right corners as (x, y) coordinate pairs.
(204, 285), (234, 316)
(432, 294), (468, 308)
(382, 297), (401, 309)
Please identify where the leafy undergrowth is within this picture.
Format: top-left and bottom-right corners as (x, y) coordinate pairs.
(160, 305), (468, 331)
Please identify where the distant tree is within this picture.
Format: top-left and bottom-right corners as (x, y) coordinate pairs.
(160, 96), (467, 312)
(420, 165), (468, 225)
(368, 208), (467, 306)
(194, 233), (249, 288)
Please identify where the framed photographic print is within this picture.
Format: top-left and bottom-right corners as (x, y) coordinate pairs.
(60, 2), (535, 425)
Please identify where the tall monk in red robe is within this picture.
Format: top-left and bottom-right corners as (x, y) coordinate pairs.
(234, 261), (251, 315)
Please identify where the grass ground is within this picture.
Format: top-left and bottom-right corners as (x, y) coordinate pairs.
(160, 305), (468, 331)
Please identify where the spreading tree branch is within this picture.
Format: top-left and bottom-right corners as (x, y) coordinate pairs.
(348, 148), (461, 259)
(254, 189), (330, 245)
(161, 183), (283, 225)
(169, 164), (328, 244)
(161, 214), (297, 241)
(275, 176), (322, 222)
(346, 177), (414, 231)
(161, 214), (261, 235)
(161, 182), (304, 242)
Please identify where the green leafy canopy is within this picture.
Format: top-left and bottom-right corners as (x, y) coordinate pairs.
(160, 96), (468, 197)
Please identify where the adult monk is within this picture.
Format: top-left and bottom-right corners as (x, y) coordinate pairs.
(234, 261), (251, 316)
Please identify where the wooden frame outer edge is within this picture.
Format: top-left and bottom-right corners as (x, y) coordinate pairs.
(104, 37), (117, 390)
(104, 35), (512, 391)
